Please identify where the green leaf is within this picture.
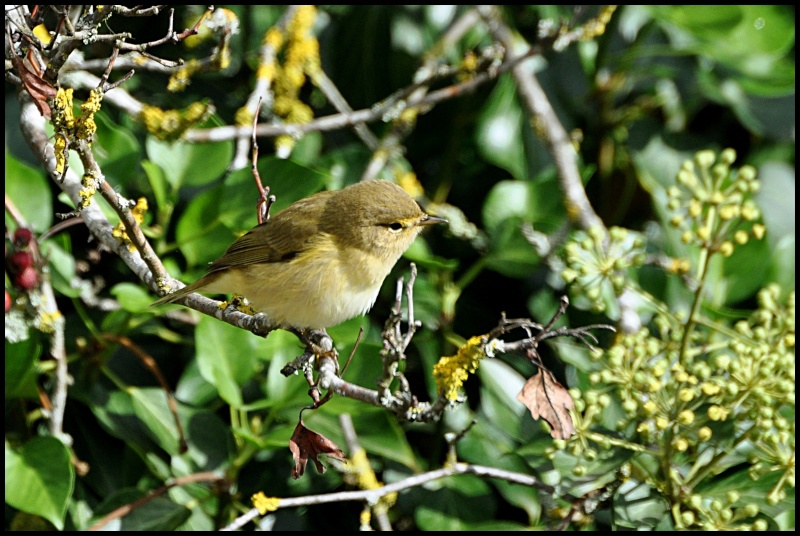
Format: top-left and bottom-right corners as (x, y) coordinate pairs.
(485, 218), (541, 278)
(695, 468), (794, 519)
(256, 329), (322, 409)
(718, 235), (770, 305)
(5, 437), (75, 530)
(414, 474), (496, 530)
(175, 183), (239, 267)
(40, 239), (80, 298)
(181, 411), (233, 472)
(194, 316), (264, 408)
(83, 386), (160, 453)
(478, 358), (526, 437)
(145, 128), (232, 190)
(756, 161), (795, 248)
(93, 111), (142, 190)
(483, 175), (563, 232)
(90, 489), (191, 531)
(175, 358), (219, 407)
(4, 336), (41, 399)
(314, 142), (372, 190)
(141, 160), (170, 216)
(129, 387), (182, 456)
(217, 158), (327, 231)
(612, 479), (669, 530)
(650, 5), (795, 97)
(287, 130), (323, 166)
(111, 282), (158, 312)
(5, 151), (52, 232)
(476, 74), (526, 180)
(482, 180), (535, 232)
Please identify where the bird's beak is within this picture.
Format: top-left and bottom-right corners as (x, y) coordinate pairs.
(420, 214), (447, 226)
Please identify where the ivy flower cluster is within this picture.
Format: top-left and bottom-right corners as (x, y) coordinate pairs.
(549, 151), (792, 530)
(561, 226), (646, 313)
(667, 148), (765, 256)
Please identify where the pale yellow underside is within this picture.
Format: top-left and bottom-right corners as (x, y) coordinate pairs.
(201, 234), (394, 329)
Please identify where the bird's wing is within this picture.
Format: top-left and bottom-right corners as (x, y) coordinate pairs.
(204, 192), (334, 274)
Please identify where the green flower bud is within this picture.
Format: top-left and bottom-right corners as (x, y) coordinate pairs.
(677, 170), (696, 187)
(741, 202), (759, 221)
(719, 241), (734, 257)
(734, 230), (749, 244)
(718, 204), (738, 220)
(719, 148), (737, 165)
(742, 504), (759, 517)
(609, 226), (626, 241)
(689, 199), (703, 217)
(678, 410), (695, 425)
(738, 165), (757, 182)
(694, 150), (716, 169)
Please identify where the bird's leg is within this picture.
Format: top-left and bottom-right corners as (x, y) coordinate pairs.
(302, 328), (336, 359)
(283, 328), (339, 408)
(281, 328), (339, 375)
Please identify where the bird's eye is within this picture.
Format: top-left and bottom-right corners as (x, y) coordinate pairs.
(387, 222), (403, 232)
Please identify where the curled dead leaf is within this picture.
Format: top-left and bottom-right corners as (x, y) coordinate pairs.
(10, 52), (56, 119)
(517, 369), (576, 440)
(289, 419), (346, 479)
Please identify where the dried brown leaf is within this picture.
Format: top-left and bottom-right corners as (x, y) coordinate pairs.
(288, 419), (346, 479)
(10, 52), (56, 119)
(517, 369), (576, 440)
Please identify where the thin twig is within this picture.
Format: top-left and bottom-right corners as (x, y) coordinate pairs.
(251, 97), (275, 225)
(223, 461), (559, 531)
(476, 5), (604, 231)
(88, 471), (226, 531)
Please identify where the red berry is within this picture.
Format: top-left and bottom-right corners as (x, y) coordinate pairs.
(8, 251), (33, 271)
(5, 290), (11, 312)
(15, 266), (39, 291)
(13, 228), (33, 247)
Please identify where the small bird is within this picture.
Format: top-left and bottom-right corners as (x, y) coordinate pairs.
(153, 180), (445, 329)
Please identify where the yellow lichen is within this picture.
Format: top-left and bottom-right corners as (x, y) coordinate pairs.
(251, 492), (280, 515)
(433, 336), (487, 401)
(139, 102), (210, 141)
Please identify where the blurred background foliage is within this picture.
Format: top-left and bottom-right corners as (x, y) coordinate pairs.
(5, 5), (794, 531)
